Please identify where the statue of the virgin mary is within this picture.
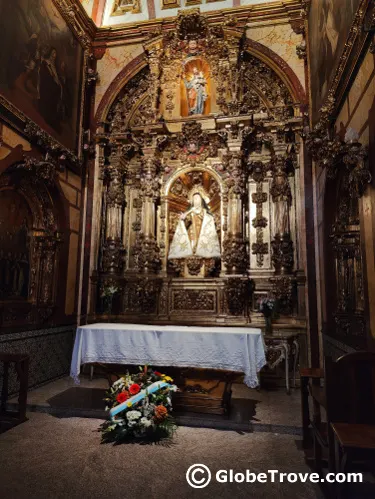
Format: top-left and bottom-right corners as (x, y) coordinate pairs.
(168, 189), (221, 259)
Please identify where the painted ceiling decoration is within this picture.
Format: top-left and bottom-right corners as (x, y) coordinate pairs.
(80, 0), (283, 27)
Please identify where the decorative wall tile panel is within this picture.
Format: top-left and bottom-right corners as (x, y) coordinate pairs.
(0, 326), (75, 396)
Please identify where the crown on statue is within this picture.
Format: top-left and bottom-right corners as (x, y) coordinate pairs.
(188, 185), (210, 204)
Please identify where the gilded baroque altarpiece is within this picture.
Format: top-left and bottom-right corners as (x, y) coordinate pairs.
(91, 10), (307, 328)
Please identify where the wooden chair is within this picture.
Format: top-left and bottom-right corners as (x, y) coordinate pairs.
(331, 423), (375, 498)
(300, 352), (375, 475)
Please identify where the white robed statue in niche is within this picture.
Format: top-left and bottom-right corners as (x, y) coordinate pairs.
(168, 188), (221, 259)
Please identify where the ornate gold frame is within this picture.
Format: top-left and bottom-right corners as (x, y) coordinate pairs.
(0, 0), (94, 163)
(111, 0), (142, 16)
(161, 0), (181, 10)
(307, 0), (374, 128)
(185, 0), (202, 6)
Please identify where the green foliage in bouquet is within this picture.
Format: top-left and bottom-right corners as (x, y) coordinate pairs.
(99, 366), (178, 444)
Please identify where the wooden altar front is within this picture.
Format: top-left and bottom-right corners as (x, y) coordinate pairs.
(105, 366), (241, 416)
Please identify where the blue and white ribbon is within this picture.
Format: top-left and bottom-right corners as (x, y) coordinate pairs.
(109, 381), (172, 421)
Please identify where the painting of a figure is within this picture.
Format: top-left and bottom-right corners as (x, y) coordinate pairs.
(0, 0), (84, 151)
(181, 59), (210, 117)
(309, 0), (361, 124)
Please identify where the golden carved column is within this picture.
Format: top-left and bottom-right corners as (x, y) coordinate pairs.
(102, 141), (126, 275)
(132, 129), (166, 274)
(222, 137), (247, 275)
(270, 155), (294, 275)
(136, 156), (161, 274)
(143, 37), (163, 122)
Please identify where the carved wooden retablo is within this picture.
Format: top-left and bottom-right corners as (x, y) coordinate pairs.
(91, 10), (309, 330)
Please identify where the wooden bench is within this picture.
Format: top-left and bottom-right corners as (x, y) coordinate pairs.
(0, 352), (29, 432)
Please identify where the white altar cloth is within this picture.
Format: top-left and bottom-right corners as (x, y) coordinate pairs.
(70, 323), (266, 388)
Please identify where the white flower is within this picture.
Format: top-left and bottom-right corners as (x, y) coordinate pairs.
(170, 385), (178, 392)
(140, 417), (152, 428)
(126, 410), (142, 421)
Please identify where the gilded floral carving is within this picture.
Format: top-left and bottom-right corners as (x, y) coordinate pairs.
(306, 128), (371, 198)
(172, 290), (215, 311)
(251, 184), (269, 268)
(222, 234), (248, 274)
(224, 278), (252, 316)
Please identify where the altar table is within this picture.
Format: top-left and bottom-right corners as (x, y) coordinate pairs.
(70, 323), (266, 388)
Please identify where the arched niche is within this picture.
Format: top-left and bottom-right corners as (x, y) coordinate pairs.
(162, 166), (225, 277)
(180, 58), (211, 117)
(166, 168), (221, 247)
(323, 168), (366, 349)
(0, 189), (32, 300)
(0, 162), (67, 327)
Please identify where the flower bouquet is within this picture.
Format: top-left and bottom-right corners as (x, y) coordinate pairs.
(257, 296), (277, 334)
(99, 366), (178, 443)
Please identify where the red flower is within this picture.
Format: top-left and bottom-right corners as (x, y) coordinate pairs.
(154, 371), (162, 377)
(154, 405), (168, 422)
(129, 383), (141, 395)
(116, 391), (129, 403)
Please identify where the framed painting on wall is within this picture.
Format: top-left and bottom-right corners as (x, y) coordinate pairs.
(0, 0), (84, 152)
(308, 0), (362, 124)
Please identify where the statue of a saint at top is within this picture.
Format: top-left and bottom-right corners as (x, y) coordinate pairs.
(184, 67), (208, 115)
